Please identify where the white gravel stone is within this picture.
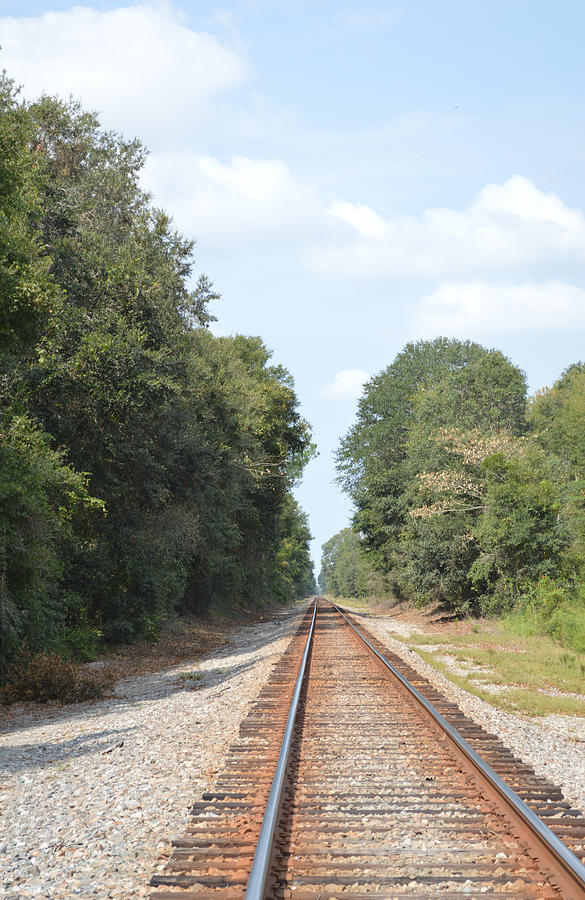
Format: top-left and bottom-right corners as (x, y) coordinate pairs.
(347, 607), (585, 816)
(4, 599), (583, 899)
(0, 605), (306, 899)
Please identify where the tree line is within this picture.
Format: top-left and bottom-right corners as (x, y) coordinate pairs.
(322, 338), (585, 649)
(0, 74), (315, 675)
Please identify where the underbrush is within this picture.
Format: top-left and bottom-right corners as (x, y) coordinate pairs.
(0, 646), (115, 705)
(0, 604), (276, 708)
(504, 577), (585, 653)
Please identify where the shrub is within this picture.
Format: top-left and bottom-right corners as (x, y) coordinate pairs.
(56, 625), (103, 662)
(545, 603), (585, 653)
(0, 645), (115, 704)
(505, 576), (585, 653)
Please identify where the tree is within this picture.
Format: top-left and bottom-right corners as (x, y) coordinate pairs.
(471, 445), (567, 607)
(0, 75), (59, 358)
(319, 528), (373, 598)
(529, 364), (585, 475)
(0, 414), (101, 673)
(0, 77), (316, 670)
(336, 339), (527, 602)
(0, 77), (102, 670)
(273, 495), (315, 602)
(407, 429), (566, 612)
(528, 364), (585, 574)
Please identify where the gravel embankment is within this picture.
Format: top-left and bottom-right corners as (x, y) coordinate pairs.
(3, 600), (584, 899)
(0, 604), (306, 899)
(347, 607), (585, 815)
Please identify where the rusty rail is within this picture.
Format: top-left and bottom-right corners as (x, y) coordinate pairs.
(244, 599), (317, 900)
(330, 599), (585, 899)
(151, 598), (585, 899)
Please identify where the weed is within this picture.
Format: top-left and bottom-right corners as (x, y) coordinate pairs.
(55, 624), (103, 662)
(504, 578), (585, 654)
(178, 670), (205, 688)
(406, 623), (585, 717)
(1, 646), (114, 705)
(559, 652), (576, 667)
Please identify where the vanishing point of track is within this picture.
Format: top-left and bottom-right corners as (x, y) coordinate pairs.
(151, 598), (585, 899)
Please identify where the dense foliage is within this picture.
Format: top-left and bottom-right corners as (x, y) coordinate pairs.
(330, 338), (585, 632)
(318, 527), (383, 598)
(0, 75), (315, 674)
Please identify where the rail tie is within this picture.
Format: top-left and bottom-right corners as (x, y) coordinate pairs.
(330, 599), (585, 899)
(151, 598), (585, 899)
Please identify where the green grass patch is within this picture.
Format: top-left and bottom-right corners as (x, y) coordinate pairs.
(336, 596), (371, 612)
(177, 669), (206, 686)
(320, 594), (372, 612)
(502, 578), (585, 653)
(402, 627), (585, 717)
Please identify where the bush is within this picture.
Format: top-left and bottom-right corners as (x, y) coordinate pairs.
(55, 624), (103, 662)
(545, 603), (585, 653)
(505, 576), (585, 653)
(1, 645), (115, 704)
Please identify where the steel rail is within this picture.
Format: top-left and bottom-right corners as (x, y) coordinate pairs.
(244, 598), (318, 900)
(329, 599), (585, 899)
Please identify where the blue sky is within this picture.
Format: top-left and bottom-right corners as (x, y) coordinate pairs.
(2, 1), (585, 567)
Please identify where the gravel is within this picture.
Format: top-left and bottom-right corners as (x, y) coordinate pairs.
(0, 604), (305, 899)
(3, 599), (584, 899)
(346, 607), (585, 816)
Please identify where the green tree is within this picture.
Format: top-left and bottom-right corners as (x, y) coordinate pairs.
(470, 446), (567, 608)
(0, 415), (101, 672)
(0, 76), (102, 670)
(336, 339), (527, 601)
(1, 78), (316, 667)
(180, 334), (315, 613)
(528, 364), (585, 574)
(0, 75), (60, 358)
(319, 528), (373, 598)
(528, 364), (585, 474)
(406, 429), (566, 612)
(273, 495), (315, 601)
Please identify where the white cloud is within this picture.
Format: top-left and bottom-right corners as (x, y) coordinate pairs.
(143, 151), (342, 252)
(413, 280), (585, 337)
(6, 5), (579, 314)
(320, 369), (372, 400)
(311, 176), (585, 284)
(145, 151), (585, 314)
(0, 2), (247, 143)
(473, 177), (583, 230)
(330, 200), (388, 239)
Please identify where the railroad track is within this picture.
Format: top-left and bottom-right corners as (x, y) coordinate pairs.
(150, 598), (585, 899)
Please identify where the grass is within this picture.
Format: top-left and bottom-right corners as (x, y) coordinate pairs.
(178, 670), (206, 685)
(176, 665), (233, 689)
(325, 594), (395, 614)
(395, 624), (585, 717)
(335, 596), (371, 612)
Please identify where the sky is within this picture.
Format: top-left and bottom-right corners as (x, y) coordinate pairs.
(2, 0), (585, 569)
